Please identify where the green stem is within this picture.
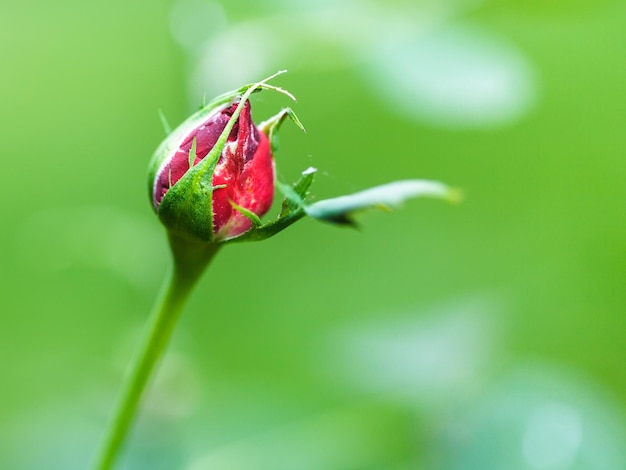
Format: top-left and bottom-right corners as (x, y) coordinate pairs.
(91, 233), (220, 470)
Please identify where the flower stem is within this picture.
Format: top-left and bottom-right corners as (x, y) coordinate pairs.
(91, 234), (220, 470)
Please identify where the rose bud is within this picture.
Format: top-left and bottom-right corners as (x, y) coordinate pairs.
(148, 98), (274, 242)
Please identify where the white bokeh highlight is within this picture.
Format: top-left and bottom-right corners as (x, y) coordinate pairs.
(170, 0), (535, 128)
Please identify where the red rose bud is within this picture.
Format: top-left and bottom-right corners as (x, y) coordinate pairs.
(149, 99), (274, 242)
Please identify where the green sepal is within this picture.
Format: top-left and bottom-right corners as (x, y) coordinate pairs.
(230, 201), (263, 228)
(188, 137), (197, 169)
(259, 108), (306, 155)
(157, 170), (217, 242)
(279, 167), (317, 217)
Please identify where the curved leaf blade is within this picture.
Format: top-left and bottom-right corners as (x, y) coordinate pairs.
(305, 179), (459, 226)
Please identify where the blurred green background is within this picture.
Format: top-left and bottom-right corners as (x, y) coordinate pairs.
(2, 0), (625, 468)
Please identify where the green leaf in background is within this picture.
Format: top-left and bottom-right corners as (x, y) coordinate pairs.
(304, 180), (460, 226)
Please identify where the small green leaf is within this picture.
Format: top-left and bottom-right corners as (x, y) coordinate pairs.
(277, 180), (303, 208)
(279, 167), (317, 217)
(292, 166), (316, 199)
(230, 201), (263, 227)
(305, 179), (459, 226)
